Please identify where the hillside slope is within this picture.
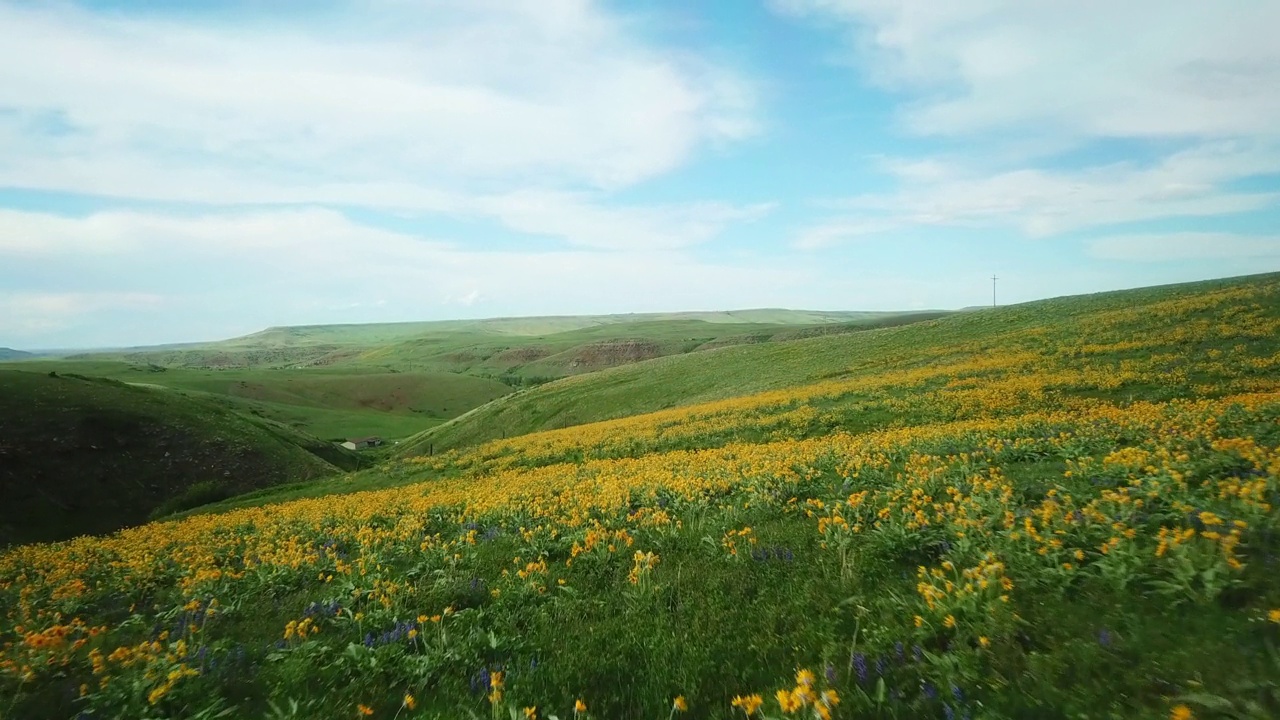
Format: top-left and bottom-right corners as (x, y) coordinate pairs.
(0, 370), (358, 545)
(5, 273), (1280, 719)
(71, 310), (939, 379)
(0, 348), (33, 361)
(400, 272), (1280, 455)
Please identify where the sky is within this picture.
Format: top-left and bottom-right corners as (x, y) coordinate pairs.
(2, 0), (1279, 349)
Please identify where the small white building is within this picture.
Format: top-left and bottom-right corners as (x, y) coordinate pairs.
(340, 436), (384, 451)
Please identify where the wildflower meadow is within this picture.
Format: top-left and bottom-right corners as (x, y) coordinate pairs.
(4, 277), (1280, 719)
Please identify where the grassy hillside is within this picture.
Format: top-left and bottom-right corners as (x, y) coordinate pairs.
(400, 273), (1279, 455)
(0, 370), (359, 545)
(0, 364), (513, 441)
(0, 348), (34, 361)
(18, 312), (942, 444)
(70, 310), (940, 379)
(4, 274), (1280, 720)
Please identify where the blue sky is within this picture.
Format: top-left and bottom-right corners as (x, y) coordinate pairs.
(2, 0), (1279, 348)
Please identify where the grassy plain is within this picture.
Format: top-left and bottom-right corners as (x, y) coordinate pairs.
(3, 275), (1280, 719)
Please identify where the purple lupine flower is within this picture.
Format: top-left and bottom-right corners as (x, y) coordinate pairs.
(894, 641), (906, 663)
(875, 655), (888, 676)
(922, 682), (937, 701)
(363, 633), (374, 648)
(944, 704), (955, 720)
(951, 685), (964, 702)
(825, 663), (838, 685)
(1098, 629), (1112, 647)
(913, 645), (925, 663)
(852, 653), (868, 685)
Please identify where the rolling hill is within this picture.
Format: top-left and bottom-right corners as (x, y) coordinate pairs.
(17, 310), (945, 444)
(68, 309), (943, 378)
(4, 273), (1280, 720)
(398, 271), (1280, 456)
(0, 370), (361, 545)
(0, 348), (33, 361)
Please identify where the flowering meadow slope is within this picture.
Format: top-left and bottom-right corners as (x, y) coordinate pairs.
(3, 276), (1280, 719)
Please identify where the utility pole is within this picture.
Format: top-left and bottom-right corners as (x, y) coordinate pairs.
(992, 275), (999, 308)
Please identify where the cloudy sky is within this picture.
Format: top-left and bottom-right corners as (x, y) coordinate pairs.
(2, 0), (1279, 348)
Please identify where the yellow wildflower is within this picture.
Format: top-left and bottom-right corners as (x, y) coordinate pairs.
(1170, 705), (1193, 720)
(776, 688), (801, 714)
(673, 696), (688, 712)
(731, 694), (764, 717)
(403, 694), (416, 710)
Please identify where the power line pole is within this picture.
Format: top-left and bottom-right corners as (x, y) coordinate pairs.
(992, 275), (999, 308)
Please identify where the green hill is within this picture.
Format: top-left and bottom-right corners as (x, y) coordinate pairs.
(399, 272), (1280, 456)
(69, 310), (940, 378)
(5, 273), (1280, 720)
(24, 311), (942, 444)
(0, 348), (33, 361)
(0, 370), (360, 545)
(0, 364), (515, 441)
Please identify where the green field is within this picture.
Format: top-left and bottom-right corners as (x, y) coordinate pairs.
(399, 273), (1279, 456)
(4, 310), (944, 445)
(0, 364), (512, 442)
(4, 275), (1280, 719)
(58, 309), (943, 380)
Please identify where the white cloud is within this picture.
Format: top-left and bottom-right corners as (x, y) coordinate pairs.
(0, 291), (163, 337)
(792, 218), (900, 249)
(484, 191), (775, 250)
(855, 142), (1279, 237)
(1, 189), (770, 255)
(793, 142), (1280, 245)
(1086, 233), (1280, 262)
(0, 1), (756, 207)
(0, 207), (814, 345)
(774, 0), (1280, 140)
(776, 0), (1280, 245)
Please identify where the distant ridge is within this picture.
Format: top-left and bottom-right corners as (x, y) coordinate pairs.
(60, 309), (944, 375)
(0, 348), (33, 361)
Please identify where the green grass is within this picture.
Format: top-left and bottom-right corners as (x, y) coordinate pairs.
(5, 312), (946, 449)
(195, 270), (1280, 518)
(0, 364), (512, 442)
(0, 370), (363, 545)
(5, 274), (1280, 720)
(400, 271), (1280, 456)
(59, 310), (943, 381)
